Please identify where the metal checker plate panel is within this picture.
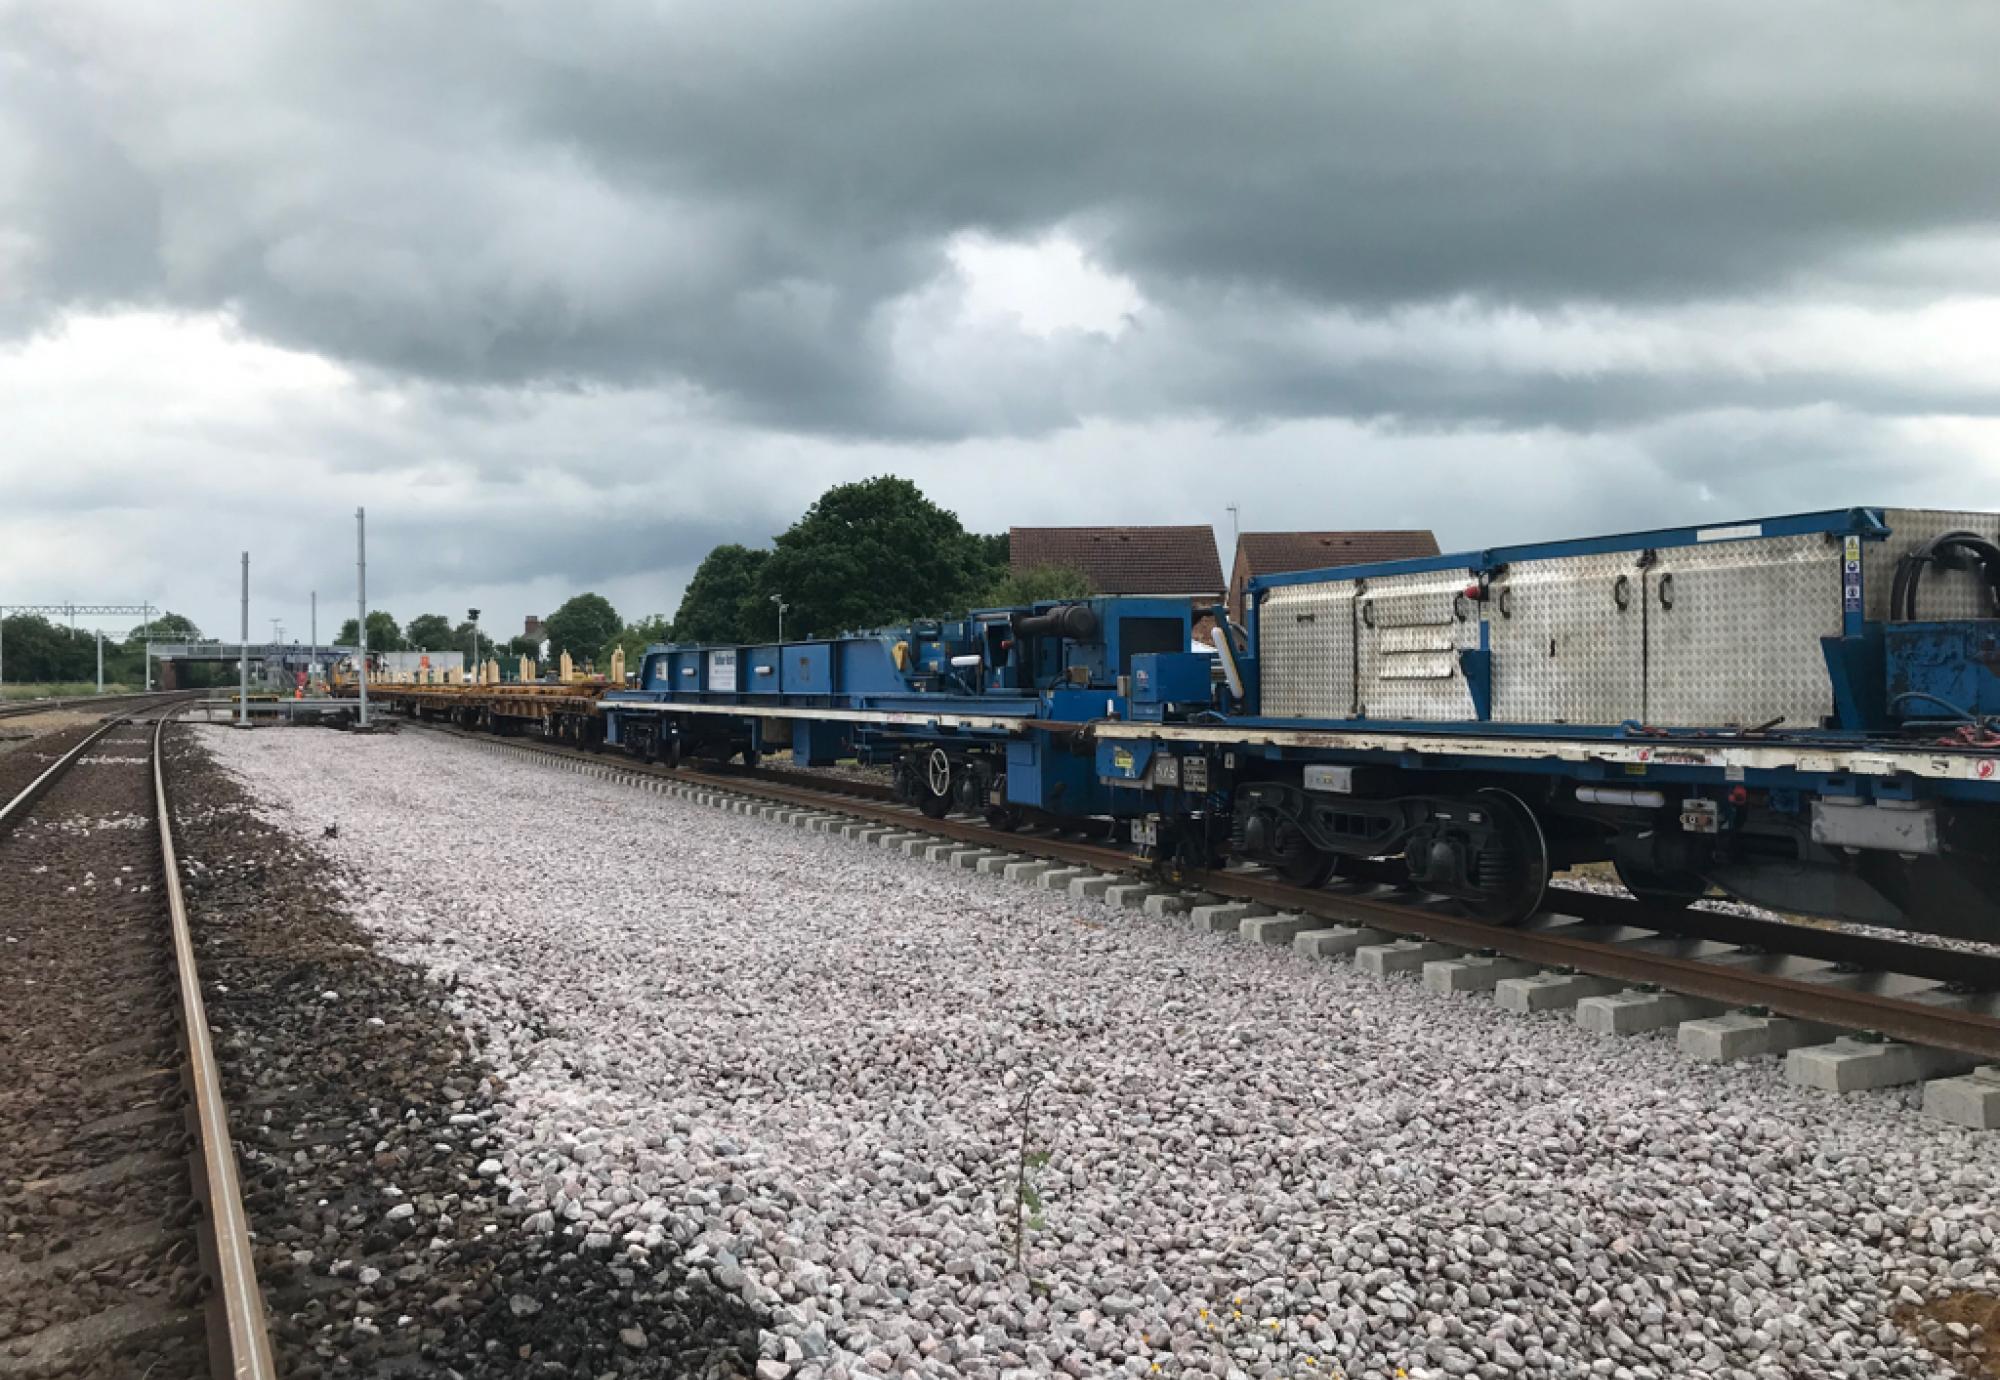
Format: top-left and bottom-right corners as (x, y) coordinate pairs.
(1357, 569), (1479, 721)
(1864, 509), (2000, 622)
(1648, 534), (1841, 729)
(1491, 552), (1644, 725)
(1259, 582), (1354, 719)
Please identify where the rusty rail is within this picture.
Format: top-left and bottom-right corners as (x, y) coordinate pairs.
(153, 711), (279, 1380)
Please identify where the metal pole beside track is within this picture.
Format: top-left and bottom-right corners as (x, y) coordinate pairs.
(238, 553), (250, 728)
(356, 507), (370, 728)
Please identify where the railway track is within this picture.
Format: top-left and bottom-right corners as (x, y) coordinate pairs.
(0, 707), (275, 1379)
(400, 715), (2000, 1081)
(0, 689), (201, 723)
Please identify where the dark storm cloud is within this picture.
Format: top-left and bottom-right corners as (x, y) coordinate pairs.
(5, 1), (1999, 438)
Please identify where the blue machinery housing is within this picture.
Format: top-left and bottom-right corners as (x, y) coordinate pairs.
(596, 506), (2000, 939)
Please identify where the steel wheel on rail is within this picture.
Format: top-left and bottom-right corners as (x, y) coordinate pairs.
(1462, 788), (1550, 925)
(1280, 846), (1343, 889)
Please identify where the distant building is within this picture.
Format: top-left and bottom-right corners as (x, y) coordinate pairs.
(1010, 526), (1225, 599)
(378, 650), (464, 676)
(1228, 530), (1442, 623)
(523, 615), (543, 640)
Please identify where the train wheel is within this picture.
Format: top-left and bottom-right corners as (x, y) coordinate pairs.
(664, 734), (683, 769)
(1614, 858), (1708, 910)
(1462, 788), (1550, 924)
(918, 747), (953, 819)
(1280, 846), (1342, 889)
(985, 804), (1024, 832)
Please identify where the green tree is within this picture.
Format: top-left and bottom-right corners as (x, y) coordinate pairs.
(983, 564), (1096, 607)
(543, 593), (621, 665)
(751, 476), (990, 638)
(601, 614), (672, 673)
(125, 611), (201, 646)
(505, 633), (542, 658)
(337, 611), (405, 651)
(450, 620), (496, 667)
(971, 530), (1010, 572)
(672, 544), (770, 645)
(0, 615), (79, 682)
(405, 613), (455, 650)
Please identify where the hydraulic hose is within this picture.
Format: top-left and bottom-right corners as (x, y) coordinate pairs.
(1890, 530), (2000, 621)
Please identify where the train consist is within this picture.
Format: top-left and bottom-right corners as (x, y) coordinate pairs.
(368, 506), (2000, 941)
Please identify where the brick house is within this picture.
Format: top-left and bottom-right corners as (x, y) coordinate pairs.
(1010, 525), (1227, 645)
(1227, 530), (1442, 623)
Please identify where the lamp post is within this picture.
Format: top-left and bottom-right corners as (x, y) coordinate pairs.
(770, 594), (788, 644)
(467, 608), (480, 683)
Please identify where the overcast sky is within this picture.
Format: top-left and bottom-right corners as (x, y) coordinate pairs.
(3, 1), (1998, 643)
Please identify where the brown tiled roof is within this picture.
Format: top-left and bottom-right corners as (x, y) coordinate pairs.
(1011, 526), (1224, 596)
(1236, 530), (1441, 576)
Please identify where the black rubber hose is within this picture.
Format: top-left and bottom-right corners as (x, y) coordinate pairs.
(1892, 530), (2000, 621)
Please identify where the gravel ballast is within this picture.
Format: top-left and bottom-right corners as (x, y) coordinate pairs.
(169, 727), (759, 1377)
(201, 725), (2000, 1380)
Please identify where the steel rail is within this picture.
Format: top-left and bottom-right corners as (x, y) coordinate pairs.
(1200, 870), (2000, 1060)
(152, 710), (279, 1380)
(403, 718), (2000, 1060)
(0, 688), (197, 722)
(1546, 884), (2000, 991)
(0, 715), (130, 837)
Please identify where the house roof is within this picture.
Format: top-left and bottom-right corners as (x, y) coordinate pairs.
(1235, 530), (1441, 578)
(1011, 525), (1225, 596)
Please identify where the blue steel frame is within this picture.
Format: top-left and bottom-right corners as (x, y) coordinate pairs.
(585, 511), (2000, 822)
(1241, 506), (1901, 741)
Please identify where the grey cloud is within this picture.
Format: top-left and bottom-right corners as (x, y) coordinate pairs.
(6, 1), (2000, 440)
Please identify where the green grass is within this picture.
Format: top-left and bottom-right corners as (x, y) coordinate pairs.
(0, 681), (140, 701)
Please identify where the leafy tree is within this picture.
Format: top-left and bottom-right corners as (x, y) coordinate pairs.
(672, 544), (770, 645)
(505, 633), (542, 658)
(125, 611), (201, 646)
(750, 477), (991, 638)
(337, 611), (405, 651)
(971, 531), (1010, 572)
(983, 564), (1096, 607)
(405, 613), (455, 650)
(0, 615), (81, 682)
(601, 614), (672, 674)
(450, 620), (494, 667)
(543, 593), (621, 665)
